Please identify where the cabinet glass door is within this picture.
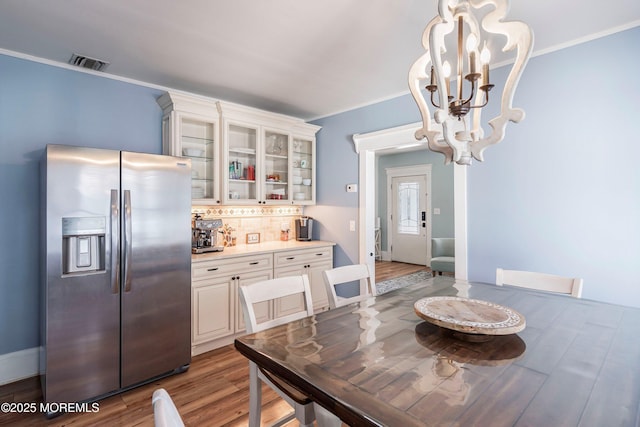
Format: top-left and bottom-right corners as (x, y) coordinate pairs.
(264, 130), (290, 204)
(292, 138), (314, 204)
(180, 117), (217, 202)
(227, 123), (257, 203)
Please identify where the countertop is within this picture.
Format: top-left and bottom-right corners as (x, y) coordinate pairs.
(192, 240), (335, 262)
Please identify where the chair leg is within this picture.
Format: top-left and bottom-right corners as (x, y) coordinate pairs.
(314, 403), (342, 427)
(248, 362), (262, 427)
(294, 401), (316, 427)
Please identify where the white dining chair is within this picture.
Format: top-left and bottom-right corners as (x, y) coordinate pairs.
(322, 264), (376, 309)
(496, 268), (583, 298)
(239, 275), (334, 427)
(151, 388), (185, 427)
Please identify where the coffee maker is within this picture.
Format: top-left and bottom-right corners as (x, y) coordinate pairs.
(192, 214), (224, 253)
(295, 216), (313, 241)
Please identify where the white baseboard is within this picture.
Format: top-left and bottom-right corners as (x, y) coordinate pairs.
(0, 347), (39, 385)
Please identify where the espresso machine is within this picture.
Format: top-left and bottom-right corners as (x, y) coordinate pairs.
(192, 214), (224, 253)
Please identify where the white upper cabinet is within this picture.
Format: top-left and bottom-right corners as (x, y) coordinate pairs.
(158, 92), (320, 206)
(218, 101), (320, 205)
(158, 92), (221, 204)
(291, 132), (316, 205)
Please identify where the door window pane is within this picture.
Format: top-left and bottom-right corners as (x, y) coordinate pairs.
(397, 182), (419, 235)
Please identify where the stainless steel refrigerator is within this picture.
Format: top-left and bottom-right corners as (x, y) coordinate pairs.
(40, 144), (192, 405)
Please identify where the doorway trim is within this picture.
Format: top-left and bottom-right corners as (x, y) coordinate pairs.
(386, 165), (432, 264)
(352, 122), (468, 282)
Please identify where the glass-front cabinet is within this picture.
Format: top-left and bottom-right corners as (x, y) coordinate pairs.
(158, 92), (221, 204)
(263, 130), (290, 203)
(291, 136), (315, 204)
(180, 118), (217, 200)
(226, 123), (258, 203)
(223, 122), (293, 205)
(219, 101), (318, 206)
(159, 94), (320, 206)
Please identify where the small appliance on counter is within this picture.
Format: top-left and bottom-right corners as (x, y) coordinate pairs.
(296, 216), (313, 241)
(192, 214), (224, 253)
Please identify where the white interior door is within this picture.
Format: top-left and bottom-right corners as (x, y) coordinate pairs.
(391, 174), (428, 265)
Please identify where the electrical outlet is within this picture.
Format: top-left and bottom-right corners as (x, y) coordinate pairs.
(349, 220), (356, 232)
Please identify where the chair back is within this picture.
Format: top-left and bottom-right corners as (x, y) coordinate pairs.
(323, 264), (375, 309)
(152, 388), (185, 427)
(239, 275), (314, 333)
(496, 268), (583, 298)
(432, 238), (455, 257)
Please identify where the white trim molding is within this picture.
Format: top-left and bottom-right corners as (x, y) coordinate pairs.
(353, 122), (468, 281)
(0, 347), (39, 386)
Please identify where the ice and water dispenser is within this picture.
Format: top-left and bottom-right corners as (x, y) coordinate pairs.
(62, 216), (106, 275)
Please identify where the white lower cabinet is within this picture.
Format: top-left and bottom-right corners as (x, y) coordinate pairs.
(192, 277), (234, 345)
(274, 246), (333, 313)
(191, 253), (272, 355)
(191, 243), (334, 355)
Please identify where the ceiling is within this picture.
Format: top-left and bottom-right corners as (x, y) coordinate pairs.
(1, 0), (639, 120)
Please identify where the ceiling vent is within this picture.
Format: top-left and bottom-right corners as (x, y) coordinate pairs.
(68, 53), (109, 71)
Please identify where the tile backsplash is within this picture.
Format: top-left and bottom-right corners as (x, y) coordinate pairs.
(192, 205), (303, 243)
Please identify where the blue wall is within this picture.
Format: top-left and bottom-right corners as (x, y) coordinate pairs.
(0, 55), (164, 355)
(311, 26), (640, 307)
(467, 27), (640, 306)
(306, 95), (425, 267)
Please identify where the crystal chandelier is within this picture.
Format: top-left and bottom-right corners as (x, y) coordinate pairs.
(408, 0), (533, 165)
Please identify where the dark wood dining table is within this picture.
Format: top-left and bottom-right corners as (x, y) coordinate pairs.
(234, 276), (640, 426)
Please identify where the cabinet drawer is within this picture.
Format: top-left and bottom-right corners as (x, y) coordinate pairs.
(192, 254), (273, 281)
(274, 246), (332, 267)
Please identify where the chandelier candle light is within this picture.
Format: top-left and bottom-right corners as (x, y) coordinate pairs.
(408, 0), (533, 165)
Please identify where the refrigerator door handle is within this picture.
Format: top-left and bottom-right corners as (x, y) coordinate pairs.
(110, 189), (120, 294)
(123, 189), (133, 293)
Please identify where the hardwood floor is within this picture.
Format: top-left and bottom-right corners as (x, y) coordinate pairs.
(374, 260), (430, 282)
(0, 345), (299, 427)
(0, 262), (429, 427)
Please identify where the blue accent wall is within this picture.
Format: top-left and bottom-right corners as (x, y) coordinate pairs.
(306, 95), (424, 267)
(467, 27), (640, 306)
(311, 26), (640, 308)
(0, 55), (164, 355)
